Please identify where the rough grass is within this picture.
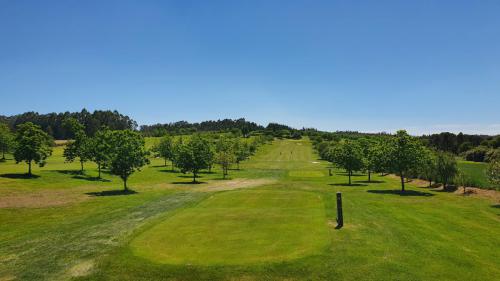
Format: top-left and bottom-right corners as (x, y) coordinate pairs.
(1, 138), (499, 280)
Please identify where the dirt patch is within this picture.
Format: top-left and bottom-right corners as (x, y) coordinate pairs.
(452, 186), (500, 203)
(196, 178), (277, 192)
(0, 189), (89, 209)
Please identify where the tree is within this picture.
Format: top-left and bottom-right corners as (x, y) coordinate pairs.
(435, 151), (458, 191)
(371, 140), (392, 176)
(486, 159), (500, 185)
(13, 122), (53, 176)
(454, 170), (472, 194)
(0, 123), (14, 160)
(87, 127), (112, 178)
(388, 130), (425, 192)
(174, 135), (212, 183)
(215, 136), (235, 179)
(152, 135), (174, 168)
(108, 130), (150, 190)
(329, 139), (364, 185)
(420, 148), (437, 187)
(233, 138), (250, 170)
(63, 131), (91, 173)
(358, 138), (376, 182)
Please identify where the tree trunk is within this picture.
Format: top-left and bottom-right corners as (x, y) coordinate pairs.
(80, 160), (84, 173)
(164, 158), (167, 167)
(237, 161), (240, 170)
(428, 179), (432, 188)
(193, 171), (197, 183)
(123, 178), (128, 191)
(1, 149), (5, 160)
(28, 160), (32, 176)
(400, 173), (405, 192)
(348, 170), (352, 185)
(368, 170), (371, 182)
(222, 166), (226, 179)
(98, 163), (101, 179)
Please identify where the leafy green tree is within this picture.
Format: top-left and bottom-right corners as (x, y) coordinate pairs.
(486, 159), (500, 185)
(435, 151), (458, 191)
(175, 135), (212, 183)
(388, 130), (425, 192)
(358, 138), (377, 182)
(152, 135), (174, 168)
(108, 130), (150, 190)
(233, 138), (250, 170)
(329, 139), (364, 185)
(63, 130), (91, 173)
(13, 122), (53, 176)
(87, 127), (112, 178)
(371, 140), (392, 176)
(215, 136), (236, 179)
(0, 123), (14, 160)
(454, 169), (472, 194)
(420, 148), (437, 187)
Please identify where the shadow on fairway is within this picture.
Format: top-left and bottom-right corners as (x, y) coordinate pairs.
(86, 189), (137, 196)
(356, 180), (385, 184)
(159, 169), (180, 174)
(55, 170), (110, 182)
(367, 189), (434, 197)
(0, 173), (40, 179)
(330, 183), (367, 187)
(171, 181), (207, 185)
(492, 204), (500, 209)
(72, 175), (111, 182)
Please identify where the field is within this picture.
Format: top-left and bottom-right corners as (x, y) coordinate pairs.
(458, 160), (500, 190)
(1, 139), (499, 280)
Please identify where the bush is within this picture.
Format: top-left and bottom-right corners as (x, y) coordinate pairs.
(463, 146), (490, 162)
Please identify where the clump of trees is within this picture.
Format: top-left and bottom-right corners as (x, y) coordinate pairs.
(13, 122), (53, 176)
(315, 130), (469, 192)
(0, 123), (14, 161)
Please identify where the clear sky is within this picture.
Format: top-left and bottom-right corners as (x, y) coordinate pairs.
(1, 0), (499, 135)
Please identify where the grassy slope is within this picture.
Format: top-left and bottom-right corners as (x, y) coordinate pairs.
(458, 160), (500, 190)
(0, 139), (499, 280)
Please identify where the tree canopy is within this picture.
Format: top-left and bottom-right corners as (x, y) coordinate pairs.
(13, 122), (53, 176)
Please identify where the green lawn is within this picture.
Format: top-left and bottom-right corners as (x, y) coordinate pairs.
(458, 160), (500, 190)
(1, 138), (499, 280)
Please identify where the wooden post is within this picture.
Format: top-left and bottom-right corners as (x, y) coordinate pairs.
(336, 192), (343, 229)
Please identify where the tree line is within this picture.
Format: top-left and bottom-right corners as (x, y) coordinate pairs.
(313, 130), (500, 192)
(0, 119), (271, 190)
(0, 109), (137, 139)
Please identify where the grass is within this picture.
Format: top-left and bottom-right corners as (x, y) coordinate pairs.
(130, 189), (329, 265)
(458, 160), (500, 190)
(0, 138), (499, 280)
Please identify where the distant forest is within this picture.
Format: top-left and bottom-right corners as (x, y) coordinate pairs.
(1, 109), (498, 161)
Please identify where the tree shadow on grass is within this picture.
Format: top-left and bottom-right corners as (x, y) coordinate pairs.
(0, 173), (40, 179)
(367, 189), (434, 197)
(86, 189), (137, 196)
(329, 183), (368, 187)
(356, 180), (385, 184)
(171, 181), (207, 185)
(159, 169), (180, 174)
(72, 175), (111, 182)
(55, 170), (110, 182)
(492, 204), (500, 209)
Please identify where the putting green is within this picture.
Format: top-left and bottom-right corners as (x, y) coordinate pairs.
(130, 189), (329, 265)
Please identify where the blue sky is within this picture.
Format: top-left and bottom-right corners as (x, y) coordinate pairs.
(1, 0), (499, 135)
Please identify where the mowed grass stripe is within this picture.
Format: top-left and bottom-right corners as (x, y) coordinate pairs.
(130, 189), (329, 265)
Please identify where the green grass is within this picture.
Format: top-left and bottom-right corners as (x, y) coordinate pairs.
(131, 189), (329, 265)
(458, 160), (500, 190)
(1, 138), (499, 280)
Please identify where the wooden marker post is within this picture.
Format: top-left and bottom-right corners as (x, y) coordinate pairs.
(336, 192), (343, 229)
